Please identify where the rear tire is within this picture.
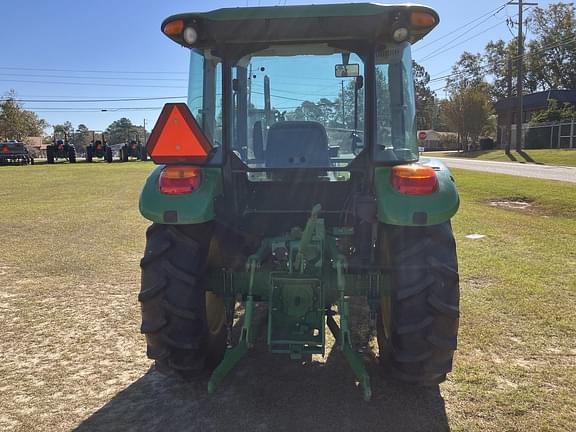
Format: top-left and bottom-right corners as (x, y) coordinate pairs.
(139, 223), (227, 375)
(68, 146), (77, 163)
(46, 146), (55, 164)
(86, 146), (93, 163)
(122, 146), (129, 162)
(377, 222), (459, 385)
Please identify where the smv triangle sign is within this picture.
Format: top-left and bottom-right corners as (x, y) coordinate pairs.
(146, 103), (213, 164)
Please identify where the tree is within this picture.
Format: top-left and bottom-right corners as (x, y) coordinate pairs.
(530, 99), (576, 124)
(413, 61), (436, 130)
(445, 52), (490, 94)
(0, 90), (47, 141)
(441, 87), (493, 151)
(75, 124), (91, 148)
(288, 98), (338, 124)
(106, 118), (145, 145)
(53, 121), (74, 139)
(485, 40), (514, 100)
(526, 3), (576, 90)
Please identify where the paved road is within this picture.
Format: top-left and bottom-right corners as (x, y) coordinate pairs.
(429, 157), (576, 183)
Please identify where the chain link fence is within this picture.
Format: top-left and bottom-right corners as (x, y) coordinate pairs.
(503, 119), (576, 149)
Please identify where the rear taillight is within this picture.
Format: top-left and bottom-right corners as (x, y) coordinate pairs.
(159, 166), (202, 195)
(391, 165), (438, 195)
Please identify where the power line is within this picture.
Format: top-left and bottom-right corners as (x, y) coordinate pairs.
(1, 96), (187, 103)
(419, 18), (513, 62)
(0, 72), (187, 82)
(429, 34), (576, 94)
(0, 79), (186, 89)
(414, 1), (511, 52)
(29, 107), (165, 113)
(30, 107), (164, 111)
(427, 34), (576, 86)
(0, 66), (186, 75)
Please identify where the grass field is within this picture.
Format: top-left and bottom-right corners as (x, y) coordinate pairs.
(0, 162), (574, 431)
(426, 149), (576, 167)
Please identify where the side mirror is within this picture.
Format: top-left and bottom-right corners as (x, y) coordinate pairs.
(355, 76), (364, 90)
(335, 64), (360, 77)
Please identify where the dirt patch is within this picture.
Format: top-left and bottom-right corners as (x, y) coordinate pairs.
(463, 275), (496, 292)
(488, 196), (534, 211)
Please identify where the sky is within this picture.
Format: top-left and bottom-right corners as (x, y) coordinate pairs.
(0, 0), (555, 134)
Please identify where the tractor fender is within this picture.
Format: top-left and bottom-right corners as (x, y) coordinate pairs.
(373, 158), (459, 227)
(139, 165), (223, 224)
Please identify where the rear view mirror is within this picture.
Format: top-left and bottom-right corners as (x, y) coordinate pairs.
(335, 64), (359, 77)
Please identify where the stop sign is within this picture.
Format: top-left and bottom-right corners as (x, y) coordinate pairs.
(418, 131), (427, 141)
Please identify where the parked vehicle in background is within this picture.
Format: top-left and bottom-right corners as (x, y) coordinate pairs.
(86, 139), (113, 163)
(119, 140), (148, 162)
(0, 140), (34, 165)
(46, 137), (76, 164)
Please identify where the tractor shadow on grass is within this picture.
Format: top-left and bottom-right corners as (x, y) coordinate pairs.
(76, 301), (450, 432)
(517, 150), (545, 165)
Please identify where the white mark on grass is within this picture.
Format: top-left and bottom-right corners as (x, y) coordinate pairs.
(466, 234), (486, 239)
(489, 197), (534, 210)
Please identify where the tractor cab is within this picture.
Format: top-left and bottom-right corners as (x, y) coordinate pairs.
(147, 3), (443, 235)
(156, 4), (438, 173)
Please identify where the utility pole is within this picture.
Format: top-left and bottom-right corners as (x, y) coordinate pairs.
(248, 63), (253, 109)
(143, 119), (147, 145)
(341, 80), (345, 127)
(511, 0), (538, 152)
(505, 56), (513, 155)
(264, 75), (272, 129)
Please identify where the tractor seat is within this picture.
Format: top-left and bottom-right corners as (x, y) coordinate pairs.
(265, 121), (331, 168)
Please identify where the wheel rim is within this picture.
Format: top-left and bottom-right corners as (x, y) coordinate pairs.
(206, 292), (226, 336)
(380, 295), (392, 339)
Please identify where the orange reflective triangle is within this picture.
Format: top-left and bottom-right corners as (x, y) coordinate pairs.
(147, 103), (212, 164)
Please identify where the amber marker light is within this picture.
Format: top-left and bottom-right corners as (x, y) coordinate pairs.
(159, 166), (202, 195)
(411, 11), (437, 28)
(391, 165), (438, 195)
(163, 19), (184, 36)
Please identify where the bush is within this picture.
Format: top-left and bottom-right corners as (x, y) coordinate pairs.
(479, 138), (495, 150)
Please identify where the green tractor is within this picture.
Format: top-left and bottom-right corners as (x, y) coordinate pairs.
(86, 134), (113, 163)
(46, 135), (76, 164)
(119, 140), (148, 162)
(138, 3), (459, 400)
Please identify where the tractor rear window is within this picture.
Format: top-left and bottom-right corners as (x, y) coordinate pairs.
(187, 43), (419, 169)
(231, 46), (365, 175)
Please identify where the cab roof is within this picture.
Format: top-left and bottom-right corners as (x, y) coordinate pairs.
(162, 3), (439, 48)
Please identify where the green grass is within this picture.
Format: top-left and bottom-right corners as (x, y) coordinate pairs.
(426, 149), (576, 167)
(448, 168), (576, 431)
(0, 162), (153, 280)
(0, 162), (574, 431)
